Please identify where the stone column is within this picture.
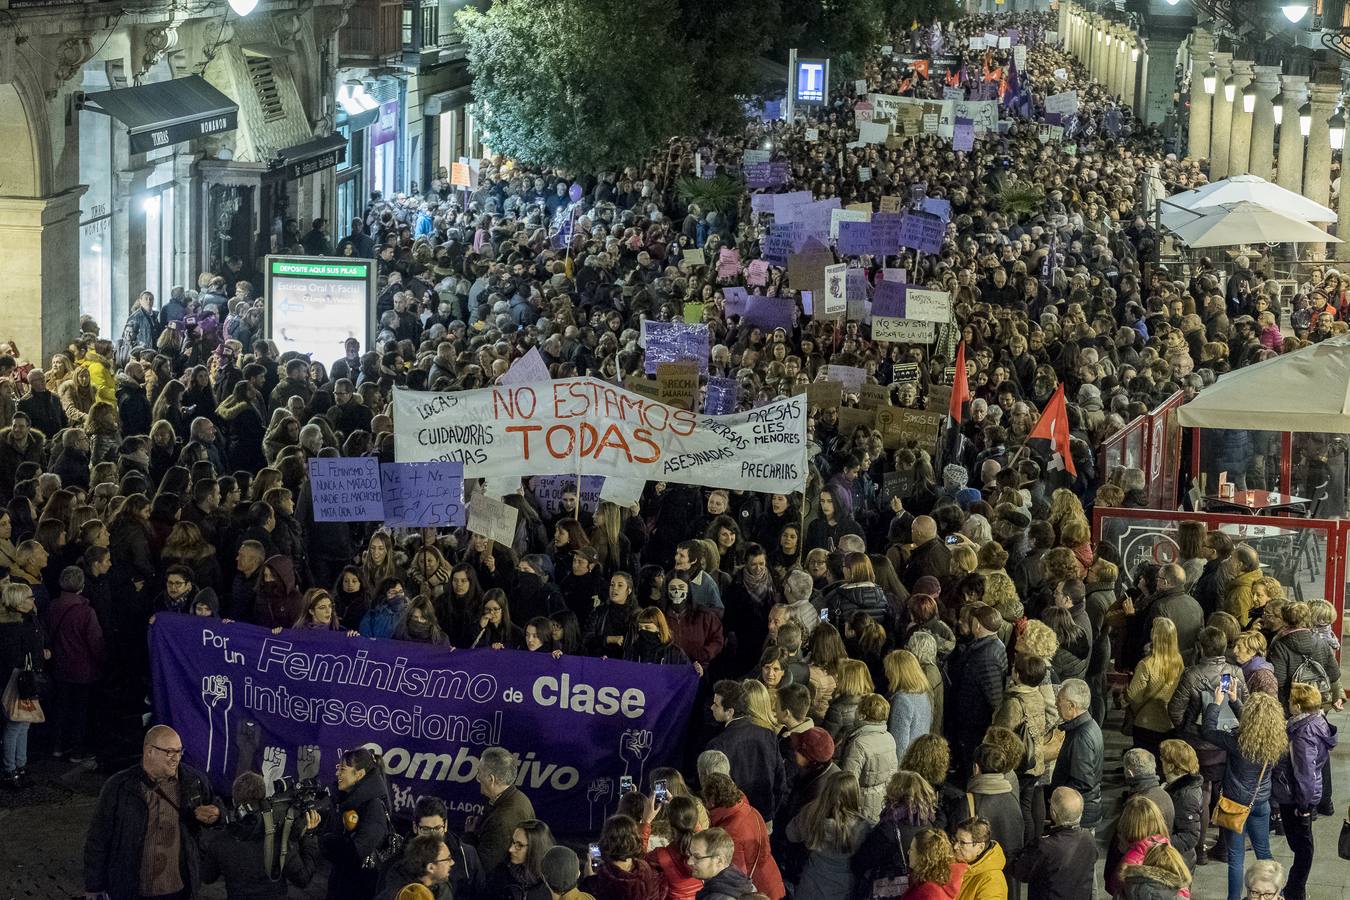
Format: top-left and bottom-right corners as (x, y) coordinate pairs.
(1059, 0), (1071, 48)
(0, 189), (84, 359)
(1124, 39), (1140, 111)
(1187, 28), (1213, 162)
(1210, 52), (1234, 178)
(1112, 31), (1126, 98)
(1117, 31), (1132, 100)
(1304, 75), (1340, 258)
(1227, 59), (1255, 176)
(1248, 66), (1281, 181)
(1277, 74), (1308, 195)
(1141, 34), (1184, 127)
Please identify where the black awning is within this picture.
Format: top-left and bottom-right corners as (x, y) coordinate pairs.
(270, 133), (348, 181)
(81, 75), (237, 154)
(338, 106), (379, 132)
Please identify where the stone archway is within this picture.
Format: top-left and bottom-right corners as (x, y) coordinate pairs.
(0, 82), (42, 197)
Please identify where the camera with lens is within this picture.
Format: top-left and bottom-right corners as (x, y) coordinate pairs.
(219, 800), (265, 827)
(270, 775), (332, 816)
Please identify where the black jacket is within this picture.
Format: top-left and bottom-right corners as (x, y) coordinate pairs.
(706, 718), (786, 822)
(200, 810), (321, 899)
(1013, 823), (1097, 900)
(17, 389), (65, 439)
(1269, 627), (1341, 702)
(944, 634), (1007, 751)
(1165, 772), (1204, 866)
(1049, 712), (1104, 826)
(83, 763), (216, 900)
(320, 770), (390, 900)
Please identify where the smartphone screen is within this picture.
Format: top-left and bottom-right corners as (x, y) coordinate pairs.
(589, 843), (602, 863)
(819, 608), (829, 622)
(945, 534), (959, 544)
(1220, 674), (1232, 692)
(619, 775), (634, 794)
(654, 779), (670, 803)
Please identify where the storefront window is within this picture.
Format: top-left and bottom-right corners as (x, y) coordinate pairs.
(78, 64), (113, 335)
(142, 186), (174, 304)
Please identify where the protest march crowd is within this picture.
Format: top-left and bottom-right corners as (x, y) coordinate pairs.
(0, 8), (1344, 900)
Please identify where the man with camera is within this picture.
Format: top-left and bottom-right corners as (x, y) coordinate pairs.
(199, 771), (322, 899)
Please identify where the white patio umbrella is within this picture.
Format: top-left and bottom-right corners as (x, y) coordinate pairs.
(1160, 174), (1336, 229)
(1166, 201), (1340, 248)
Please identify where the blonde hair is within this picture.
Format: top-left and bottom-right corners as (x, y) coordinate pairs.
(950, 545), (978, 574)
(1289, 682), (1323, 715)
(1233, 630), (1268, 660)
(1140, 843), (1192, 887)
(1159, 739), (1199, 780)
(884, 649), (930, 695)
(884, 770), (937, 817)
(835, 659), (875, 697)
(1237, 693), (1291, 765)
(1059, 517), (1091, 548)
(1143, 617), (1184, 687)
(740, 679), (778, 732)
(909, 828), (955, 885)
(1018, 619), (1059, 660)
(857, 693), (890, 723)
(1311, 599), (1336, 628)
(1116, 795), (1168, 848)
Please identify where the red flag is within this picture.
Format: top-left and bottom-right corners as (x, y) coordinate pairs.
(912, 59), (930, 80)
(1028, 384), (1077, 476)
(949, 342), (969, 424)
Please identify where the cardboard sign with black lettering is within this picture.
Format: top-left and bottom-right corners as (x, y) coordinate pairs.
(859, 383), (892, 409)
(656, 362), (700, 411)
(836, 406), (876, 435)
(623, 373), (662, 402)
(795, 379), (844, 410)
(876, 406), (943, 449)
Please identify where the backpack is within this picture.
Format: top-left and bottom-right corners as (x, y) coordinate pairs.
(1293, 656), (1333, 705)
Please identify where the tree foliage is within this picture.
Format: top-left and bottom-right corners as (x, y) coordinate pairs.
(773, 0), (887, 81)
(458, 0), (692, 171)
(675, 0), (783, 134)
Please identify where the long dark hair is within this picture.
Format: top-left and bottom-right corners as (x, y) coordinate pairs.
(549, 609), (582, 654)
(512, 819), (555, 880)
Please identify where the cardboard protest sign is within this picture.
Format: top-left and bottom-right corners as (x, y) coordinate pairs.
(798, 380), (843, 410)
(788, 244), (836, 295)
(450, 162), (472, 188)
(823, 264), (848, 316)
(309, 457), (384, 522)
(875, 406), (943, 449)
(837, 407), (876, 435)
(905, 288), (952, 323)
(467, 493), (519, 546)
(656, 361), (701, 411)
(500, 347), (551, 386)
(380, 462), (465, 527)
(683, 248), (706, 267)
(879, 195), (902, 213)
(622, 373), (661, 402)
(859, 383), (892, 409)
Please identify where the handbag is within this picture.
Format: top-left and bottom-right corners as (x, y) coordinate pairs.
(1338, 815), (1350, 861)
(867, 824), (911, 899)
(1212, 762), (1268, 834)
(2, 668), (44, 724)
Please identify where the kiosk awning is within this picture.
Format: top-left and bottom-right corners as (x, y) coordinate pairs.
(81, 75), (238, 154)
(270, 133), (348, 181)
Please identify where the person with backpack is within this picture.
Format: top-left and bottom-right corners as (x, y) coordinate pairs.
(1267, 601), (1340, 706)
(993, 653), (1059, 845)
(1271, 682), (1338, 900)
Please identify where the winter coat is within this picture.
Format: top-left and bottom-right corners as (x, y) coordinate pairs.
(808, 665), (837, 720)
(1242, 655), (1279, 698)
(43, 590), (106, 684)
(115, 374), (152, 437)
(957, 774), (1024, 873)
(707, 718), (786, 823)
(1168, 657), (1247, 755)
(320, 769), (390, 900)
(783, 814), (871, 900)
(646, 845), (702, 900)
(1165, 773), (1204, 866)
(1124, 772), (1175, 833)
(200, 813), (321, 900)
(0, 427), (43, 497)
(80, 350), (117, 404)
(1221, 568), (1265, 628)
(82, 763), (216, 900)
(956, 841), (1008, 900)
(888, 690), (933, 759)
(945, 635), (1007, 752)
(359, 599), (406, 640)
(696, 865), (758, 900)
(993, 682), (1058, 777)
(51, 445), (91, 491)
(1269, 627), (1341, 702)
(1012, 824), (1097, 900)
(667, 605), (726, 666)
(469, 785), (534, 874)
(217, 395), (267, 473)
(1201, 700), (1274, 807)
(1050, 712), (1104, 826)
(707, 796), (786, 899)
(254, 555), (304, 628)
(1147, 588), (1204, 661)
(17, 389), (65, 439)
(1124, 654), (1182, 734)
(1272, 711), (1338, 810)
(826, 581), (891, 624)
(581, 859), (667, 900)
(0, 607), (43, 684)
(824, 693), (863, 745)
(1117, 863), (1190, 900)
(1107, 835), (1169, 897)
(840, 720), (899, 820)
(902, 863), (968, 900)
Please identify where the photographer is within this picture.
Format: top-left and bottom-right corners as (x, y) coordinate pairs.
(322, 746), (392, 900)
(200, 771), (321, 899)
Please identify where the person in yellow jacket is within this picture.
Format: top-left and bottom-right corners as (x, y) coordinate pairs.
(953, 817), (1008, 900)
(79, 340), (117, 405)
(1221, 545), (1265, 627)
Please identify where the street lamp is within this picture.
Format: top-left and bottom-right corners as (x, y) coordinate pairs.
(1281, 3), (1310, 22)
(1299, 101), (1313, 137)
(1242, 81), (1256, 113)
(1273, 99), (1284, 125)
(1203, 65), (1217, 95)
(1131, 47), (1140, 62)
(227, 0), (258, 14)
(1332, 107), (1346, 150)
(1224, 75), (1236, 103)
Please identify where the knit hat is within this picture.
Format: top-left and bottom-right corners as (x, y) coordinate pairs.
(784, 570), (814, 606)
(943, 464), (968, 489)
(193, 588), (220, 616)
(790, 727), (836, 765)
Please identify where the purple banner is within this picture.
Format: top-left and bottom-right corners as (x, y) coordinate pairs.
(645, 321), (710, 374)
(704, 376), (740, 415)
(898, 212), (945, 255)
(872, 212), (904, 257)
(873, 280), (908, 318)
(309, 457), (384, 522)
(380, 462), (465, 528)
(744, 160), (789, 189)
(837, 220), (874, 256)
(744, 296), (794, 332)
(150, 615), (698, 831)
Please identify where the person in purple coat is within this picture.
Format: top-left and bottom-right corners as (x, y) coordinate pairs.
(1271, 682), (1338, 900)
(43, 566), (106, 762)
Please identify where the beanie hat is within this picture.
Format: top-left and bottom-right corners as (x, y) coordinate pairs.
(193, 588), (220, 615)
(790, 727), (836, 765)
(943, 464), (968, 489)
(784, 570), (814, 606)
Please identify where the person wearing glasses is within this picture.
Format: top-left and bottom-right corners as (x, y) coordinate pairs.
(375, 834), (454, 900)
(406, 796), (484, 900)
(82, 724), (221, 900)
(1243, 859), (1285, 900)
(684, 827), (757, 900)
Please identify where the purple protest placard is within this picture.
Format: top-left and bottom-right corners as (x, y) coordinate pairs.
(645, 321), (710, 374)
(846, 268), (868, 301)
(873, 280), (908, 318)
(872, 212), (904, 257)
(723, 287), (749, 317)
(744, 296), (794, 332)
(773, 191), (813, 223)
(920, 198), (952, 224)
(149, 614), (698, 831)
(500, 347), (551, 386)
(380, 462), (465, 527)
(898, 212), (945, 255)
(704, 376), (739, 415)
(745, 160), (789, 189)
(750, 193), (776, 214)
(530, 475), (604, 515)
(763, 223), (802, 266)
(799, 198), (841, 243)
(308, 457), (384, 522)
(952, 117), (975, 152)
(837, 220), (874, 256)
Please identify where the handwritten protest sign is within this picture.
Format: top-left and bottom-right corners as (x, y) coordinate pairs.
(788, 244), (835, 295)
(846, 268), (868, 302)
(920, 197), (952, 224)
(393, 378), (808, 494)
(805, 127), (819, 141)
(379, 462), (465, 527)
(859, 383), (891, 409)
(683, 302), (705, 324)
(898, 213), (945, 254)
(876, 406), (944, 449)
(880, 196), (902, 213)
(830, 207), (870, 240)
(799, 380), (843, 410)
(751, 193), (776, 214)
(837, 407), (876, 435)
(704, 376), (739, 416)
(656, 361), (700, 412)
(528, 475), (603, 516)
(500, 347), (551, 386)
(773, 191), (813, 223)
(717, 248), (742, 279)
(823, 365), (867, 394)
(837, 220), (874, 256)
(857, 166), (872, 183)
(309, 457), (384, 522)
(905, 288), (952, 322)
(622, 373), (661, 402)
(467, 493), (519, 547)
(823, 264), (848, 316)
(682, 248), (706, 267)
(873, 280), (906, 318)
(598, 475), (645, 507)
(746, 259), (769, 286)
(874, 317), (936, 343)
(744, 296), (794, 332)
(1045, 90), (1078, 116)
(644, 321), (709, 374)
(952, 117), (974, 151)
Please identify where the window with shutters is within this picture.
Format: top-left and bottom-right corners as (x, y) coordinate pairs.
(246, 57), (285, 124)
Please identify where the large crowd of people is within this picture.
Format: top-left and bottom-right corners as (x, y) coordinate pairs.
(0, 9), (1339, 900)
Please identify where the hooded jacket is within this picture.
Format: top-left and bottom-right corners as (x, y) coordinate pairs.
(580, 859), (667, 900)
(1272, 710), (1338, 810)
(696, 864), (758, 900)
(254, 556), (303, 628)
(44, 589), (106, 684)
(1117, 863), (1190, 900)
(707, 796), (786, 899)
(956, 841), (1008, 900)
(1269, 627), (1341, 702)
(80, 350), (117, 404)
(840, 719), (899, 820)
